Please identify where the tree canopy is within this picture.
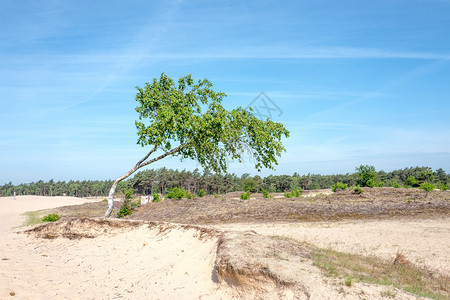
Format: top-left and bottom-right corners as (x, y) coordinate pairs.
(103, 73), (290, 217)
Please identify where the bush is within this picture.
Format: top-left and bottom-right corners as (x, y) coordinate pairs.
(419, 182), (435, 193)
(332, 182), (348, 192)
(240, 191), (251, 200)
(186, 192), (194, 199)
(353, 186), (364, 194)
(198, 189), (205, 197)
(262, 189), (269, 198)
(292, 189), (303, 197)
(284, 191), (292, 198)
(166, 187), (187, 199)
(406, 176), (419, 187)
(439, 183), (448, 191)
(117, 188), (136, 218)
(355, 165), (378, 187)
(153, 193), (161, 202)
(42, 213), (60, 222)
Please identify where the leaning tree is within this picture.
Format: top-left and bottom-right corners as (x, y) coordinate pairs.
(103, 73), (290, 217)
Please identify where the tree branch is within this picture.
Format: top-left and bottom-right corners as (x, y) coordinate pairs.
(140, 142), (190, 168)
(135, 145), (158, 168)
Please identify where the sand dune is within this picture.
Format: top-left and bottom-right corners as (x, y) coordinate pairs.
(1, 196), (447, 299)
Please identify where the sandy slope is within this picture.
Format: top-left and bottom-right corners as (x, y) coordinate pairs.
(1, 196), (447, 299)
(213, 218), (450, 275)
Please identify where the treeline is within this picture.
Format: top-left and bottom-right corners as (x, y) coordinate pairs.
(1, 166), (448, 197)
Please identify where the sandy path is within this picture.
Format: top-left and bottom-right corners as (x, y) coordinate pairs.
(212, 218), (450, 275)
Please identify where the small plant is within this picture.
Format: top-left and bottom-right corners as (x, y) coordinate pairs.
(353, 186), (364, 194)
(152, 193), (161, 202)
(419, 182), (435, 197)
(42, 213), (60, 222)
(345, 276), (353, 287)
(166, 187), (187, 199)
(284, 191), (293, 198)
(186, 192), (194, 199)
(117, 188), (135, 218)
(407, 198), (412, 204)
(198, 189), (205, 197)
(262, 189), (269, 198)
(213, 192), (218, 198)
(291, 189), (303, 197)
(393, 182), (402, 188)
(240, 191), (251, 200)
(332, 182), (348, 192)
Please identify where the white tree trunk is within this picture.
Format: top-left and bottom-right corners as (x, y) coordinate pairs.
(103, 143), (189, 218)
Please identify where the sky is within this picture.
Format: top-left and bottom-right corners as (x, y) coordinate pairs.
(1, 0), (449, 184)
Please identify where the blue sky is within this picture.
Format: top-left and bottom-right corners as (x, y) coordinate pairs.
(1, 0), (449, 184)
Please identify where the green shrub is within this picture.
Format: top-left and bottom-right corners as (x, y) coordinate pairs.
(284, 191), (293, 198)
(153, 193), (161, 202)
(240, 191), (251, 200)
(353, 186), (364, 194)
(166, 187), (187, 199)
(213, 192), (218, 198)
(406, 176), (419, 187)
(439, 183), (448, 191)
(186, 192), (194, 199)
(332, 182), (348, 192)
(262, 189), (269, 198)
(419, 182), (435, 193)
(198, 189), (205, 197)
(394, 182), (402, 188)
(355, 165), (378, 187)
(42, 213), (60, 222)
(117, 188), (136, 218)
(291, 189), (303, 197)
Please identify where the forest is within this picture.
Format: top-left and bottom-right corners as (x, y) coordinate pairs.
(1, 166), (448, 198)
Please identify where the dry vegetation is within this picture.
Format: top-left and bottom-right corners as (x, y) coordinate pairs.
(37, 187), (449, 225)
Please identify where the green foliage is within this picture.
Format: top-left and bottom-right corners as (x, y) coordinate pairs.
(284, 191), (292, 198)
(243, 177), (259, 192)
(419, 182), (435, 193)
(240, 191), (251, 200)
(42, 213), (60, 222)
(186, 192), (194, 199)
(262, 189), (269, 198)
(332, 182), (348, 192)
(394, 182), (402, 188)
(355, 165), (378, 187)
(292, 189), (303, 197)
(166, 187), (188, 199)
(152, 193), (161, 202)
(213, 192), (218, 198)
(353, 186), (364, 194)
(284, 189), (302, 198)
(117, 188), (136, 218)
(198, 189), (205, 197)
(134, 73), (289, 173)
(405, 176), (419, 187)
(438, 183), (448, 191)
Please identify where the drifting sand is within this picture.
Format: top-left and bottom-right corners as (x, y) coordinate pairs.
(1, 196), (447, 299)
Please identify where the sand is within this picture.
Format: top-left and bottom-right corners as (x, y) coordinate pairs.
(1, 196), (448, 299)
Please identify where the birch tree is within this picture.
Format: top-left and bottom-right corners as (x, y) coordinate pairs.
(104, 73), (289, 217)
